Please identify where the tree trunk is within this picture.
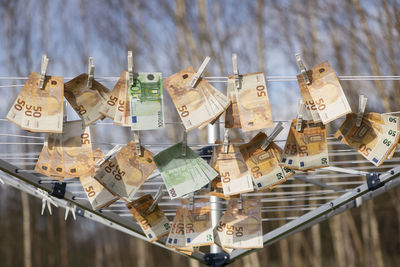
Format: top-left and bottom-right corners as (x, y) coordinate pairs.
(58, 210), (69, 267)
(21, 192), (32, 267)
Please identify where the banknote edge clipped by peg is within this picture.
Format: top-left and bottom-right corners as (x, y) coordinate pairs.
(128, 51), (134, 86)
(296, 98), (305, 132)
(181, 130), (187, 156)
(238, 195), (243, 210)
(295, 53), (311, 85)
(95, 144), (123, 167)
(189, 193), (195, 211)
(356, 95), (368, 127)
(133, 131), (142, 156)
(39, 54), (49, 89)
(261, 122), (284, 150)
(147, 185), (164, 214)
(190, 56), (211, 88)
(223, 128), (230, 154)
(87, 57), (95, 88)
(232, 53), (240, 89)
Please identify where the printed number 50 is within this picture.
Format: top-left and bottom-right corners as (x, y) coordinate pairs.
(178, 105), (189, 117)
(256, 85), (266, 97)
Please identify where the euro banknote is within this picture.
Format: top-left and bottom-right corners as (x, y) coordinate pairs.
(216, 143), (254, 196)
(225, 78), (241, 128)
(61, 120), (94, 178)
(280, 123), (300, 169)
(94, 141), (156, 201)
(214, 198), (263, 249)
(7, 72), (64, 133)
(129, 72), (164, 130)
(213, 214), (234, 254)
(34, 134), (54, 177)
(153, 142), (218, 199)
(298, 61), (351, 124)
(80, 148), (118, 210)
(126, 194), (170, 242)
(64, 73), (110, 125)
(164, 66), (229, 131)
(292, 120), (329, 170)
(166, 206), (194, 251)
(281, 119), (329, 171)
(48, 133), (64, 178)
(99, 71), (125, 120)
(35, 120), (94, 180)
(239, 132), (292, 190)
(114, 72), (131, 126)
(183, 197), (214, 247)
(334, 113), (400, 167)
(234, 73), (274, 131)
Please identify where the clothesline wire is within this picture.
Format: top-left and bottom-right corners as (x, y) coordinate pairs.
(1, 75), (400, 88)
(1, 75), (400, 80)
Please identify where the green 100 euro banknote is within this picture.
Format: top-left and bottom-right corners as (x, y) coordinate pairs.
(153, 142), (218, 199)
(129, 72), (164, 130)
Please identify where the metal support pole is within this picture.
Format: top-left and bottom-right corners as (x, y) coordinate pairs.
(207, 123), (221, 254)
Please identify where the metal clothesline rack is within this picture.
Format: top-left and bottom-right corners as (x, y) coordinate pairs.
(0, 75), (400, 266)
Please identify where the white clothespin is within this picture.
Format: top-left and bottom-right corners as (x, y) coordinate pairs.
(356, 95), (368, 127)
(147, 185), (164, 214)
(189, 193), (195, 211)
(127, 51), (134, 86)
(133, 131), (142, 156)
(354, 196), (363, 208)
(295, 53), (311, 85)
(190, 56), (211, 88)
(87, 57), (95, 88)
(64, 202), (76, 221)
(296, 99), (305, 132)
(39, 54), (49, 89)
(238, 196), (243, 210)
(96, 144), (123, 167)
(223, 128), (230, 154)
(0, 177), (4, 185)
(261, 122), (284, 150)
(181, 130), (188, 156)
(37, 188), (58, 215)
(232, 53), (240, 89)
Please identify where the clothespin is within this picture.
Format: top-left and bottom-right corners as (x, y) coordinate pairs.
(261, 122), (284, 150)
(63, 101), (68, 123)
(223, 128), (230, 154)
(39, 54), (49, 89)
(181, 130), (188, 156)
(0, 177), (4, 185)
(127, 51), (134, 86)
(354, 196), (363, 208)
(232, 53), (240, 89)
(37, 188), (58, 215)
(95, 144), (123, 167)
(295, 53), (311, 85)
(296, 99), (305, 132)
(189, 193), (195, 211)
(87, 57), (95, 88)
(133, 131), (142, 156)
(356, 95), (368, 127)
(64, 202), (76, 221)
(238, 195), (243, 210)
(147, 185), (164, 214)
(190, 56), (211, 88)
